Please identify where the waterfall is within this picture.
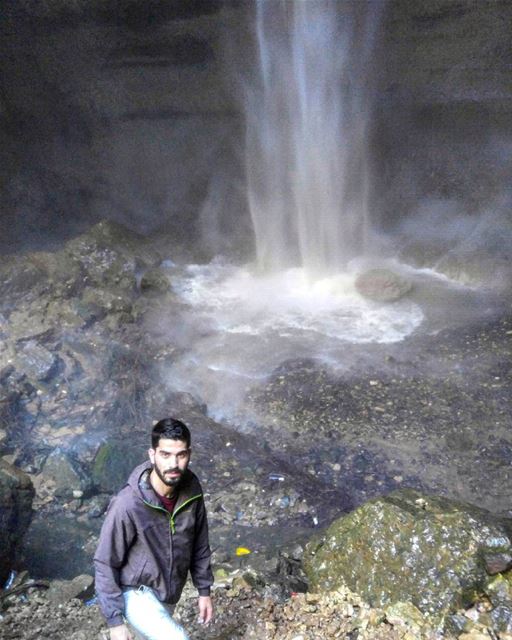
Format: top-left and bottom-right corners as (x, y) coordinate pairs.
(245, 0), (384, 275)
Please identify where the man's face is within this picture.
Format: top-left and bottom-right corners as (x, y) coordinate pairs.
(149, 438), (191, 488)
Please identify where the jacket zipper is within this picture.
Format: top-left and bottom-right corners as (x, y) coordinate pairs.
(143, 494), (202, 534)
(170, 494), (202, 534)
(140, 487), (203, 596)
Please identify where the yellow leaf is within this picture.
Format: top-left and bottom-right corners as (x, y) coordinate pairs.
(235, 546), (251, 556)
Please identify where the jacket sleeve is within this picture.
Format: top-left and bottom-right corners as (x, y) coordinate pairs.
(190, 497), (214, 596)
(93, 495), (136, 627)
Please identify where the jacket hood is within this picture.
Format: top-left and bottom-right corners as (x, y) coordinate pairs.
(126, 461), (202, 509)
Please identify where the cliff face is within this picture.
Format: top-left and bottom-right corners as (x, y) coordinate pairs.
(1, 0), (511, 276)
(380, 0), (512, 204)
(359, 0), (512, 287)
(0, 1), (246, 251)
(384, 0), (512, 105)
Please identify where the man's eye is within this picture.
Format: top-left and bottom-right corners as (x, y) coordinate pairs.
(177, 452), (187, 459)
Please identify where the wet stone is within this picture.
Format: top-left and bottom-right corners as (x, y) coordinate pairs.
(484, 573), (512, 607)
(14, 341), (58, 381)
(0, 459), (34, 585)
(139, 267), (173, 295)
(445, 613), (471, 636)
(385, 601), (426, 631)
(84, 494), (110, 519)
(303, 488), (512, 621)
(40, 449), (92, 499)
(91, 441), (145, 494)
(46, 574), (95, 604)
(489, 602), (512, 632)
(484, 552), (512, 575)
(355, 269), (412, 302)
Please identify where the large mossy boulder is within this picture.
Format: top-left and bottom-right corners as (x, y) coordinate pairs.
(303, 489), (512, 621)
(0, 459), (35, 584)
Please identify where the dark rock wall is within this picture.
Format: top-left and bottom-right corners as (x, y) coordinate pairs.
(1, 0), (511, 269)
(0, 0), (246, 252)
(376, 0), (512, 232)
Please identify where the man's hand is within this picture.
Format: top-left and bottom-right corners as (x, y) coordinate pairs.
(198, 595), (214, 625)
(109, 623), (133, 640)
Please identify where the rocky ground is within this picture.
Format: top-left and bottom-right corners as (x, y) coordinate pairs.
(2, 571), (512, 640)
(1, 221), (512, 638)
(247, 310), (512, 515)
(0, 578), (478, 640)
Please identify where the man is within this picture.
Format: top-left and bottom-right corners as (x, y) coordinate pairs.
(94, 418), (214, 640)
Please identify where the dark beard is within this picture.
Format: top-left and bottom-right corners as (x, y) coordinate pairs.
(153, 464), (184, 488)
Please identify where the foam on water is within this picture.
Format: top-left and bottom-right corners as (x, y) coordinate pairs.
(166, 262), (424, 421)
(174, 262), (423, 343)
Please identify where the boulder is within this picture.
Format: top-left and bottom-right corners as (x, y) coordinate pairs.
(46, 574), (95, 604)
(139, 266), (173, 296)
(40, 449), (93, 499)
(91, 440), (145, 493)
(355, 269), (412, 302)
(62, 220), (156, 293)
(0, 459), (35, 585)
(303, 489), (512, 620)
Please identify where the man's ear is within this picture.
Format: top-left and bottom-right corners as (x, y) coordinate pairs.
(148, 448), (155, 464)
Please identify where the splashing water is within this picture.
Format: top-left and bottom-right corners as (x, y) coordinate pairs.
(245, 0), (384, 274)
(174, 262), (422, 344)
(166, 262), (423, 422)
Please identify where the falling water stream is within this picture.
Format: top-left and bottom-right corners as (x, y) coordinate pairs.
(246, 0), (384, 273)
(164, 0), (494, 423)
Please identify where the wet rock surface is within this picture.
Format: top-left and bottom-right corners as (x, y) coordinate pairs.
(304, 489), (512, 620)
(355, 269), (412, 302)
(247, 313), (512, 514)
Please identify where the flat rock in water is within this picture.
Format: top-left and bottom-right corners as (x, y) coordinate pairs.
(355, 268), (412, 302)
(303, 488), (512, 621)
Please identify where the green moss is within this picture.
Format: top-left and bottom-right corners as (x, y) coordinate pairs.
(304, 489), (512, 622)
(92, 441), (144, 493)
